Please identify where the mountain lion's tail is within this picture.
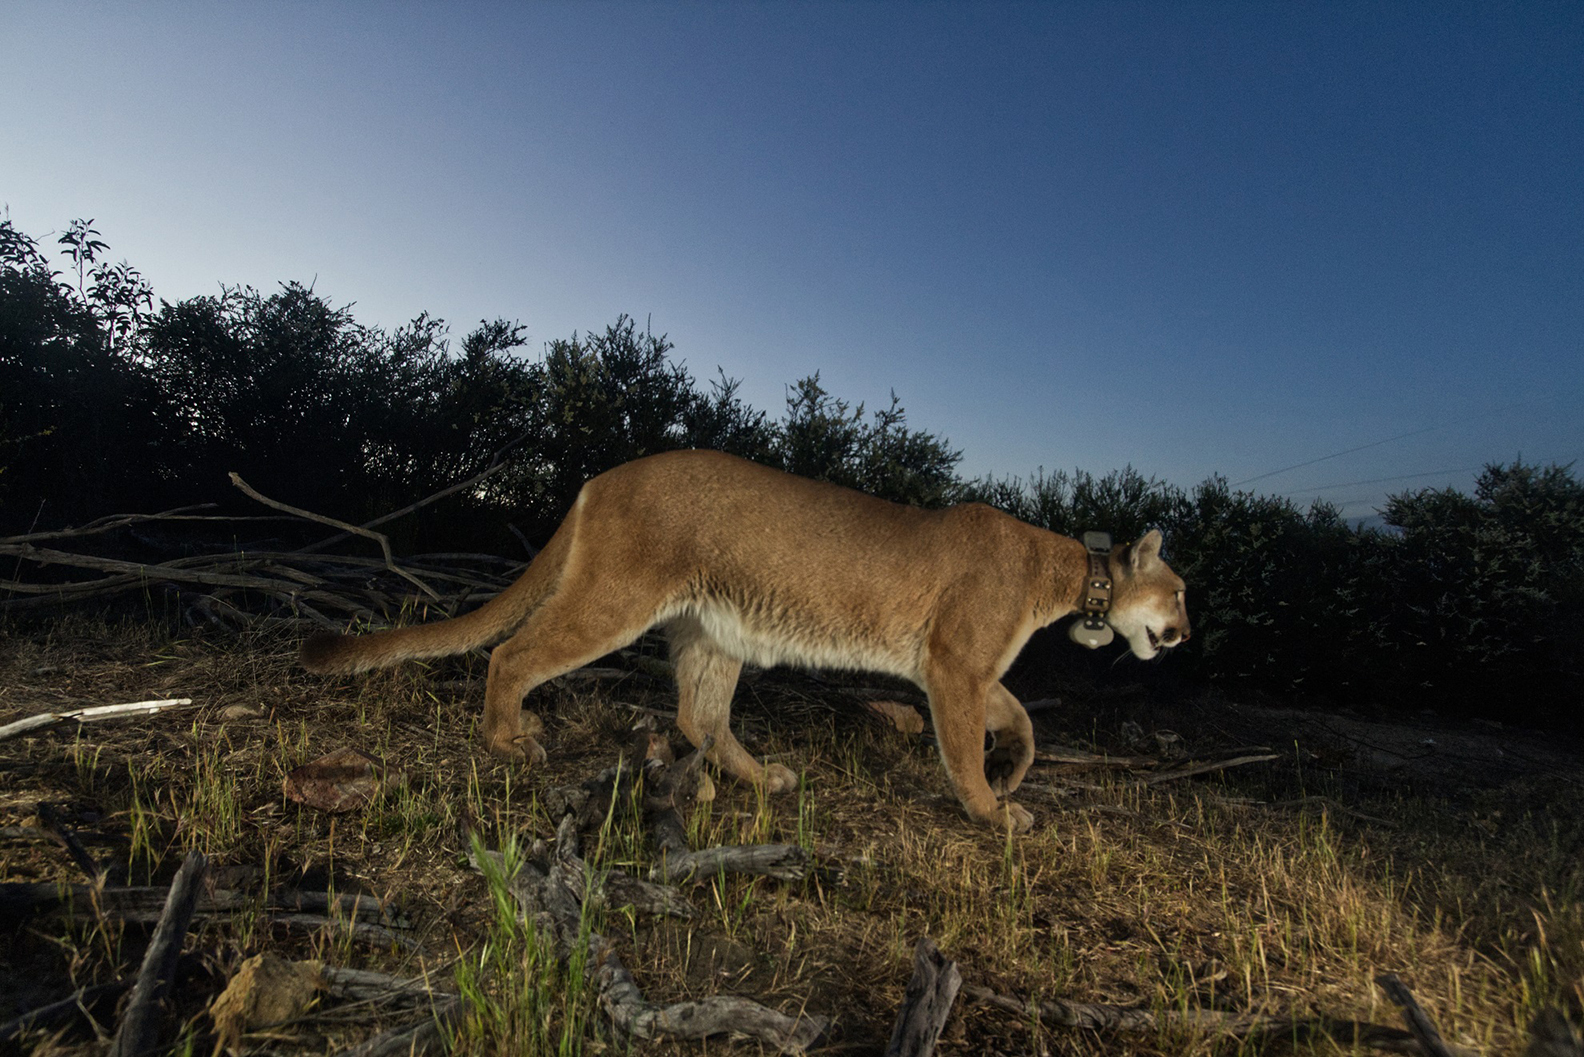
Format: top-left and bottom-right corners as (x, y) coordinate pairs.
(299, 523), (573, 675)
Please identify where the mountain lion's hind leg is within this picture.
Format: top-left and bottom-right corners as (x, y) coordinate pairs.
(481, 593), (652, 764)
(669, 620), (797, 794)
(984, 683), (1035, 797)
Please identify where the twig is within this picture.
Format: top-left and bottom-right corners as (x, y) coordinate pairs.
(229, 473), (440, 601)
(885, 936), (961, 1057)
(229, 472), (443, 602)
(108, 848), (208, 1057)
(0, 698), (195, 742)
(0, 979), (132, 1043)
(649, 844), (813, 886)
(1144, 753), (1279, 784)
(0, 505), (218, 545)
(335, 996), (461, 1057)
(298, 428), (529, 554)
(1376, 973), (1458, 1057)
(37, 802), (104, 883)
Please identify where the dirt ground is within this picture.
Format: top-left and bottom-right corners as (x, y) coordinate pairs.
(2, 617), (1581, 1056)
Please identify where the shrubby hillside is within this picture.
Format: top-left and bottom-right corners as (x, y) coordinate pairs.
(3, 215), (1580, 725)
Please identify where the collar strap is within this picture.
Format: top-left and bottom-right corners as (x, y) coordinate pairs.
(1080, 531), (1113, 618)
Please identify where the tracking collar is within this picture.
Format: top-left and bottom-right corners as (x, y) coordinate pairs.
(1068, 531), (1115, 649)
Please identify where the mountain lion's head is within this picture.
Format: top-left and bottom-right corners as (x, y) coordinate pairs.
(1105, 530), (1190, 660)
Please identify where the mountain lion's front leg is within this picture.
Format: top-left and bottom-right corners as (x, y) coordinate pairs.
(924, 666), (1034, 833)
(984, 682), (1035, 797)
(670, 621), (798, 794)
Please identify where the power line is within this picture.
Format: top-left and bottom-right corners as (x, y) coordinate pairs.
(1278, 466), (1480, 496)
(1232, 425), (1440, 487)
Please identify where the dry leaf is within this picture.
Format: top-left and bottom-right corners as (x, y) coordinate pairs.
(283, 746), (393, 812)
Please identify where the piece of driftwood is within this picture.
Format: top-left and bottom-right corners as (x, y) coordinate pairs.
(884, 937), (961, 1057)
(0, 697), (196, 742)
(1376, 973), (1458, 1057)
(108, 848), (208, 1057)
(297, 427), (528, 555)
(594, 944), (826, 1052)
(269, 913), (422, 951)
(963, 983), (1476, 1056)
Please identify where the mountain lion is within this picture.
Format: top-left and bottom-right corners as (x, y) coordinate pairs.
(300, 450), (1190, 831)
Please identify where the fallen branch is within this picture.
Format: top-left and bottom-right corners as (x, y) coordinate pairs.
(1144, 752), (1279, 785)
(1376, 973), (1457, 1057)
(36, 801), (104, 883)
(108, 848), (208, 1057)
(298, 427), (529, 555)
(650, 844), (813, 886)
(885, 937), (961, 1057)
(0, 979), (132, 1043)
(229, 473), (441, 601)
(595, 945), (825, 1051)
(0, 697), (195, 742)
(335, 996), (461, 1057)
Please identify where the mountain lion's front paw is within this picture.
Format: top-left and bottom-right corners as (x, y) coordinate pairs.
(762, 763), (799, 794)
(487, 734), (547, 766)
(999, 801), (1034, 834)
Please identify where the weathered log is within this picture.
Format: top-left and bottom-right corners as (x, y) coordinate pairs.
(884, 936), (961, 1057)
(594, 944), (827, 1053)
(108, 848), (208, 1057)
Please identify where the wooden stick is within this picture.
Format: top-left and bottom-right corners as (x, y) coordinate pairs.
(296, 427), (530, 554)
(885, 936), (961, 1057)
(594, 942), (827, 1053)
(229, 473), (441, 600)
(0, 979), (132, 1043)
(1144, 753), (1279, 784)
(0, 698), (195, 742)
(1375, 973), (1458, 1057)
(335, 996), (461, 1057)
(649, 844), (813, 886)
(108, 848), (208, 1057)
(36, 802), (104, 883)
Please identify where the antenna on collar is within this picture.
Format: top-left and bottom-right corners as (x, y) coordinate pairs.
(1069, 531), (1115, 649)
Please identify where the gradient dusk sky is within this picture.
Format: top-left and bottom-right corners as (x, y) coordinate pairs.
(3, 2), (1580, 521)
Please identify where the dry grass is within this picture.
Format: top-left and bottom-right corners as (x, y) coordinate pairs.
(1, 616), (1580, 1055)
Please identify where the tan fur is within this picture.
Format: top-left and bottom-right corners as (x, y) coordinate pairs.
(300, 450), (1190, 831)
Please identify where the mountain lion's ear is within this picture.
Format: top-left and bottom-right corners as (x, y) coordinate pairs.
(1129, 530), (1163, 571)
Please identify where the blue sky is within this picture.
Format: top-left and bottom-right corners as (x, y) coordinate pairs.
(4, 2), (1580, 520)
